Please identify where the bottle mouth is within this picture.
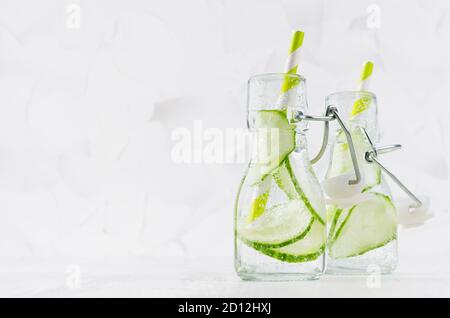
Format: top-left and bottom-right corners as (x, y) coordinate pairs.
(325, 90), (378, 119)
(326, 90), (376, 102)
(325, 91), (379, 144)
(249, 73), (306, 83)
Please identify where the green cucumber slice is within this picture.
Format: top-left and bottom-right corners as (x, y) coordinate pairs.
(327, 206), (343, 243)
(258, 220), (326, 263)
(272, 161), (298, 200)
(258, 244), (325, 263)
(326, 127), (381, 192)
(289, 151), (327, 222)
(326, 204), (339, 223)
(238, 200), (313, 249)
(246, 110), (295, 185)
(284, 158), (326, 225)
(328, 193), (397, 259)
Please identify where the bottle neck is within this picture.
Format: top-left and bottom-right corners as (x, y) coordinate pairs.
(348, 119), (380, 144)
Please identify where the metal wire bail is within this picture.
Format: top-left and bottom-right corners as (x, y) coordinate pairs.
(293, 105), (361, 185)
(361, 129), (422, 208)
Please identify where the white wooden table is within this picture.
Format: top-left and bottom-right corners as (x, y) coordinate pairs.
(1, 255), (449, 297)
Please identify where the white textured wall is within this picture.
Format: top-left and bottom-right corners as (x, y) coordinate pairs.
(0, 0), (448, 268)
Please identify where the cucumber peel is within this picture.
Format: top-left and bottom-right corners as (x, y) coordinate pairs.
(251, 221), (326, 263)
(238, 200), (313, 248)
(273, 162), (298, 200)
(257, 244), (325, 263)
(327, 206), (343, 243)
(284, 158), (325, 225)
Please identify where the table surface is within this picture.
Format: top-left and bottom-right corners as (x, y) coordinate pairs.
(1, 256), (449, 298)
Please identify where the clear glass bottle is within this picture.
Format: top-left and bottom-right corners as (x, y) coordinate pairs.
(324, 91), (398, 274)
(234, 74), (326, 281)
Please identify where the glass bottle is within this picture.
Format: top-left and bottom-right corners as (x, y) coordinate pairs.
(234, 74), (326, 281)
(324, 91), (398, 274)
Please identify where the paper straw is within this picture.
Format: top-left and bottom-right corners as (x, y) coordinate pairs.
(357, 61), (373, 91)
(351, 61), (374, 117)
(280, 30), (305, 101)
(249, 31), (305, 222)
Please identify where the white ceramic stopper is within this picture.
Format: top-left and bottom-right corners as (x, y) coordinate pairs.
(396, 196), (433, 228)
(322, 173), (366, 200)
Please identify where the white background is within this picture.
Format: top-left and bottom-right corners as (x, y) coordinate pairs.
(0, 0), (449, 296)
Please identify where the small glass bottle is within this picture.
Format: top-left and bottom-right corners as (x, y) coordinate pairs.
(234, 74), (326, 281)
(324, 91), (398, 274)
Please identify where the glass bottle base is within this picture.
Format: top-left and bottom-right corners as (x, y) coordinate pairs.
(237, 271), (321, 281)
(326, 240), (398, 275)
(235, 243), (325, 281)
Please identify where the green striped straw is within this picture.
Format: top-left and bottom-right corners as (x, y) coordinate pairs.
(248, 30), (305, 223)
(279, 30), (305, 103)
(351, 61), (374, 117)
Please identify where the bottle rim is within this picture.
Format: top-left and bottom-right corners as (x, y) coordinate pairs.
(248, 73), (306, 84)
(326, 90), (377, 102)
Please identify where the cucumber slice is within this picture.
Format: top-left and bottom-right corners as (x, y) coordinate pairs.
(326, 127), (381, 192)
(284, 158), (326, 225)
(270, 152), (326, 225)
(288, 151), (327, 222)
(273, 160), (325, 225)
(272, 162), (298, 200)
(238, 200), (313, 249)
(326, 204), (339, 223)
(259, 245), (324, 263)
(258, 220), (326, 263)
(327, 206), (343, 242)
(246, 110), (295, 185)
(328, 193), (397, 259)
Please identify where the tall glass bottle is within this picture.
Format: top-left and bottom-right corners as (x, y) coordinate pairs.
(234, 74), (326, 281)
(324, 91), (398, 274)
